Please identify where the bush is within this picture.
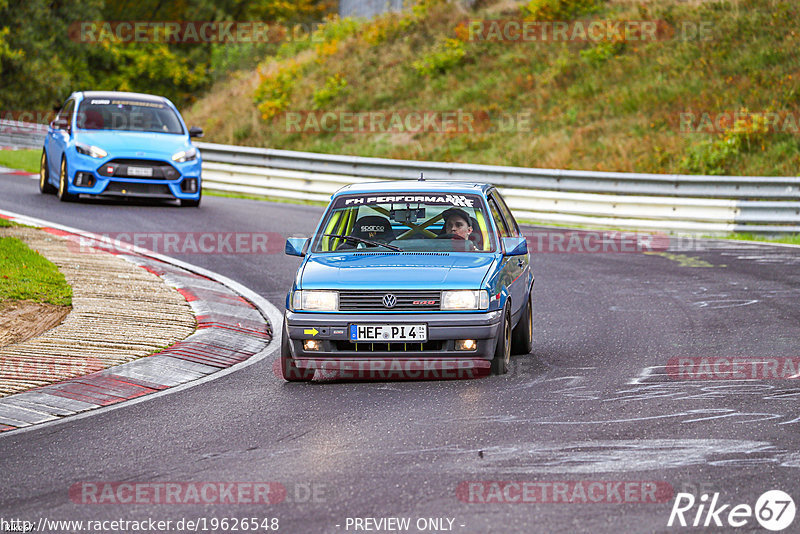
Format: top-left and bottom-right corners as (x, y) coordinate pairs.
(253, 61), (302, 120)
(412, 38), (466, 76)
(579, 38), (625, 65)
(312, 73), (348, 109)
(680, 109), (771, 174)
(522, 0), (606, 21)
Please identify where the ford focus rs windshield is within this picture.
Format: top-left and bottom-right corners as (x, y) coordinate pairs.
(76, 98), (184, 134)
(312, 192), (497, 253)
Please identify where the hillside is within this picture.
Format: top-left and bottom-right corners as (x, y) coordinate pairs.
(184, 0), (800, 176)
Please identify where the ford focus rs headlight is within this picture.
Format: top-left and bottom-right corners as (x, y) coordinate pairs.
(441, 290), (489, 310)
(172, 147), (197, 163)
(292, 290), (338, 311)
(75, 142), (107, 159)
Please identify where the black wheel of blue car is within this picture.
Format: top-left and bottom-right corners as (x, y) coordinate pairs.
(491, 307), (511, 375)
(39, 151), (55, 194)
(511, 291), (533, 355)
(280, 319), (314, 382)
(57, 157), (76, 202)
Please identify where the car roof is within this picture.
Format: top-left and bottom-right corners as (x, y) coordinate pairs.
(334, 180), (493, 197)
(75, 91), (171, 104)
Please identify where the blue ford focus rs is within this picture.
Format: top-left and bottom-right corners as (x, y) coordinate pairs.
(39, 91), (203, 207)
(282, 180), (534, 381)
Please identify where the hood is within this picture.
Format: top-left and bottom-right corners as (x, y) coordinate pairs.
(300, 253), (496, 290)
(74, 131), (192, 160)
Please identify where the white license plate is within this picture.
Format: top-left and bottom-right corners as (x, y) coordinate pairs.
(350, 324), (427, 342)
(127, 166), (153, 177)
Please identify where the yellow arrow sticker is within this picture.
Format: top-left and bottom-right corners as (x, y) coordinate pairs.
(304, 328), (319, 336)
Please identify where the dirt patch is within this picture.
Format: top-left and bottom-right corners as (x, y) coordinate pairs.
(0, 300), (71, 348)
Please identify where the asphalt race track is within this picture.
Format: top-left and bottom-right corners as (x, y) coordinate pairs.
(1, 171), (799, 533)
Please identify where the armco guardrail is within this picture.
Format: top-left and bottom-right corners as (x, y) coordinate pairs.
(0, 120), (48, 150)
(2, 122), (797, 233)
(196, 142), (800, 234)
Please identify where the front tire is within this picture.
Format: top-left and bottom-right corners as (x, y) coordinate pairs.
(39, 151), (56, 194)
(511, 291), (533, 355)
(491, 307), (511, 375)
(280, 319), (314, 382)
(57, 157), (76, 202)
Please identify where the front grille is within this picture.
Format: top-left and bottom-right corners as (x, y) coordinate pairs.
(339, 290), (441, 311)
(97, 158), (180, 180)
(107, 158), (168, 166)
(334, 340), (444, 352)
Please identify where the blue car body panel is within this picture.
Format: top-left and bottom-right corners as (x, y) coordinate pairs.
(43, 91), (201, 202)
(283, 180), (534, 370)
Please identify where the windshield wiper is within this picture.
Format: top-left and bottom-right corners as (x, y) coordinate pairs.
(323, 233), (403, 252)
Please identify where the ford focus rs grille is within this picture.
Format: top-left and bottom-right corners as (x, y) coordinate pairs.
(97, 159), (180, 180)
(338, 290), (441, 311)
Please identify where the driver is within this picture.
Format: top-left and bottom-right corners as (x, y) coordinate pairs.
(442, 208), (473, 240)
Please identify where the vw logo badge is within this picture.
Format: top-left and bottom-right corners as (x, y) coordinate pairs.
(382, 294), (397, 309)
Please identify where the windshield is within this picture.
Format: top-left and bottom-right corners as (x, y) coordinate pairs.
(312, 192), (497, 253)
(76, 98), (184, 134)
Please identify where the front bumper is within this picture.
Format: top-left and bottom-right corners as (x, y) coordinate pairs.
(65, 153), (201, 201)
(284, 309), (504, 365)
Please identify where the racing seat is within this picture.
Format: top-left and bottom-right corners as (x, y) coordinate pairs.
(338, 216), (395, 250)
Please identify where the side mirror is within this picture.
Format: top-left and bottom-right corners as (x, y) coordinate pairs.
(285, 237), (310, 257)
(502, 236), (527, 256)
(51, 118), (69, 130)
(189, 126), (204, 138)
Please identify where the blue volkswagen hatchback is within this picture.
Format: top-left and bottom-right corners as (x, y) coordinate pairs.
(39, 91), (203, 206)
(282, 180), (534, 381)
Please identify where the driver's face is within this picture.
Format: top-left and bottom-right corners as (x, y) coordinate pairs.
(445, 215), (472, 239)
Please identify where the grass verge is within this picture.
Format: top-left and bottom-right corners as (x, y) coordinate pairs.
(0, 237), (72, 305)
(724, 232), (800, 246)
(0, 149), (40, 174)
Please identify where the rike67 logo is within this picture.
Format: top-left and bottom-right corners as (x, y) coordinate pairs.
(668, 490), (795, 531)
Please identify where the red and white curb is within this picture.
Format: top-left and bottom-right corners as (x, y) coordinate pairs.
(0, 209), (283, 435)
(0, 165), (37, 177)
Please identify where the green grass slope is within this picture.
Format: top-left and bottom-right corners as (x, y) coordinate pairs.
(185, 0), (800, 176)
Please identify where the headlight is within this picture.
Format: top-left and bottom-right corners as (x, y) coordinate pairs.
(293, 290), (338, 311)
(172, 147), (197, 163)
(75, 142), (107, 159)
(441, 290), (489, 310)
